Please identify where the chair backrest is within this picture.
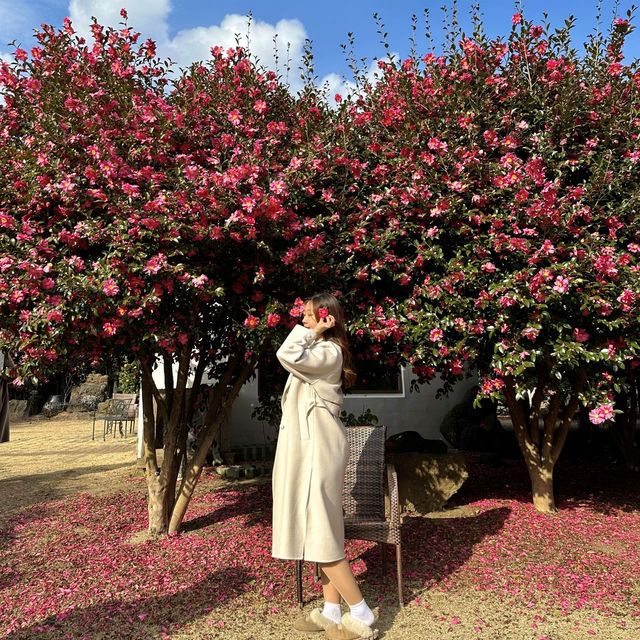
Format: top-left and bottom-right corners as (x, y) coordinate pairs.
(343, 425), (387, 519)
(113, 393), (137, 418)
(106, 397), (132, 417)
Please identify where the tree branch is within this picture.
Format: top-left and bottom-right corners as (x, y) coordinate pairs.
(139, 358), (169, 426)
(140, 368), (159, 475)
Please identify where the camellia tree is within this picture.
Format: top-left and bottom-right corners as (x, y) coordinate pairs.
(0, 13), (341, 534)
(333, 8), (640, 512)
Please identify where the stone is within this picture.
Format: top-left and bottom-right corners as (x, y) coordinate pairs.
(386, 430), (448, 454)
(7, 399), (30, 421)
(67, 374), (108, 412)
(388, 452), (468, 514)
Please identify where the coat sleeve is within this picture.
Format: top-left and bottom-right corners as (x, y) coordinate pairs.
(276, 324), (342, 384)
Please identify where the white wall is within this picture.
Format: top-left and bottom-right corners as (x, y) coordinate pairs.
(140, 360), (478, 452)
(226, 367), (477, 447)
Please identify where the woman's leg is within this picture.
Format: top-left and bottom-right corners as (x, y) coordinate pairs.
(320, 559), (375, 627)
(319, 558), (363, 606)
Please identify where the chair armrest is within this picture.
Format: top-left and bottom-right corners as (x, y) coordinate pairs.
(386, 462), (401, 525)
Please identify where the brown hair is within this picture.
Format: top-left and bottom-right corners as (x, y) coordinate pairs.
(308, 292), (357, 389)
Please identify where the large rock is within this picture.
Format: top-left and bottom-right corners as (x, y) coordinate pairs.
(386, 430), (448, 455)
(8, 399), (30, 421)
(389, 452), (468, 514)
(439, 385), (506, 452)
(67, 374), (108, 412)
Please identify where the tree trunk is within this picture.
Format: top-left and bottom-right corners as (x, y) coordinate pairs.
(141, 368), (173, 536)
(168, 349), (262, 533)
(147, 471), (171, 536)
(503, 369), (585, 514)
(139, 344), (262, 536)
(525, 458), (556, 512)
(169, 417), (224, 533)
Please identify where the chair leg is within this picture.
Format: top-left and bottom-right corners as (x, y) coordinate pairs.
(395, 542), (403, 608)
(296, 560), (303, 608)
(381, 542), (387, 583)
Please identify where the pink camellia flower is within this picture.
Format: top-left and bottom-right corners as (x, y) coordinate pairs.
(102, 321), (118, 336)
(553, 276), (569, 293)
(244, 315), (259, 329)
(270, 179), (286, 195)
(522, 327), (540, 340)
(0, 212), (15, 228)
(573, 328), (589, 343)
(617, 289), (635, 311)
(228, 109), (242, 125)
(588, 403), (614, 425)
(289, 298), (305, 317)
(46, 310), (63, 323)
(192, 274), (208, 289)
(253, 99), (267, 113)
(429, 328), (443, 342)
(103, 278), (120, 296)
(266, 313), (280, 327)
(512, 13), (522, 25)
(608, 62), (623, 76)
(318, 307), (329, 318)
(450, 359), (464, 375)
(42, 278), (55, 290)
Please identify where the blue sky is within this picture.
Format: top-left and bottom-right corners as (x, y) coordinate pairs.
(2, 1), (638, 93)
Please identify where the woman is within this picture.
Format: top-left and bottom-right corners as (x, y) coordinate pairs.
(0, 352), (13, 444)
(272, 293), (377, 640)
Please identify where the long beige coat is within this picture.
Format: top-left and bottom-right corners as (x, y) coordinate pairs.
(271, 324), (349, 562)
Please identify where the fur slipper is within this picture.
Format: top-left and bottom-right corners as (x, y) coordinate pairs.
(293, 607), (337, 632)
(325, 612), (379, 640)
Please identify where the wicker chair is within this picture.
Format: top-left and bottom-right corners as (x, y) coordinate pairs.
(295, 424), (404, 608)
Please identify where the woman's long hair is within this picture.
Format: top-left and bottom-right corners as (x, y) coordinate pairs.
(307, 292), (357, 389)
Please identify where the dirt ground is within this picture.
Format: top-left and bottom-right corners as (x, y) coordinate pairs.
(1, 415), (639, 640)
(0, 413), (143, 526)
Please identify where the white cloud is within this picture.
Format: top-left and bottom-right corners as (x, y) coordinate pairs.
(66, 2), (307, 89)
(164, 14), (306, 79)
(319, 55), (395, 103)
(68, 0), (170, 45)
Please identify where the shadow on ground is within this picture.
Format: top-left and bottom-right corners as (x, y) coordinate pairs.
(450, 454), (640, 514)
(0, 462), (135, 519)
(296, 505), (511, 637)
(2, 566), (255, 640)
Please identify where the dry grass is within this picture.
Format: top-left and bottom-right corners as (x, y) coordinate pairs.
(0, 413), (143, 525)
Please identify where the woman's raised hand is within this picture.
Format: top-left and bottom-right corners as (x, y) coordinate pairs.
(314, 314), (336, 336)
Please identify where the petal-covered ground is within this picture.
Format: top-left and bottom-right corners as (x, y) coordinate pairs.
(1, 420), (639, 639)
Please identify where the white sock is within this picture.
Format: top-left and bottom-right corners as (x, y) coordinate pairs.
(322, 601), (342, 623)
(349, 598), (374, 627)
